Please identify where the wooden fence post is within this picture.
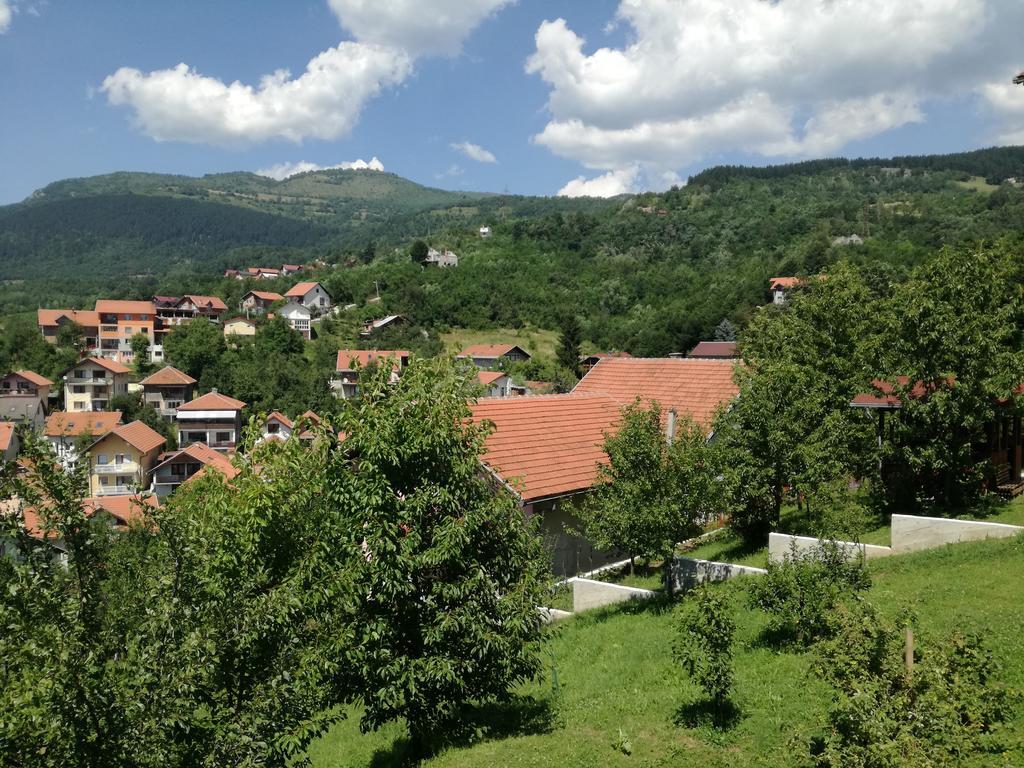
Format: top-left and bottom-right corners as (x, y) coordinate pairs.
(904, 625), (914, 681)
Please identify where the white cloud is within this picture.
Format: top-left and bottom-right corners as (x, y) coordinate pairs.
(256, 156), (384, 180)
(0, 1), (12, 32)
(981, 81), (1024, 144)
(558, 167), (638, 198)
(451, 140), (497, 163)
(103, 1), (512, 145)
(528, 0), (1024, 176)
(327, 0), (513, 57)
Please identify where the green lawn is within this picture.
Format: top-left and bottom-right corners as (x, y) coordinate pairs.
(955, 176), (1001, 194)
(441, 327), (559, 361)
(306, 533), (1024, 767)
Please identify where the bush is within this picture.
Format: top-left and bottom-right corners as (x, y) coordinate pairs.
(674, 585), (736, 712)
(747, 540), (871, 646)
(813, 603), (1018, 767)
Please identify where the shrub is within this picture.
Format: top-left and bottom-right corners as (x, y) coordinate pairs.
(674, 585), (736, 712)
(747, 540), (871, 646)
(813, 603), (1018, 767)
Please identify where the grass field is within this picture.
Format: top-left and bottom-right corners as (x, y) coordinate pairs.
(306, 530), (1024, 767)
(441, 327), (559, 361)
(956, 176), (1001, 194)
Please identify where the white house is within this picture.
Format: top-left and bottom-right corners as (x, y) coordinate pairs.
(279, 301), (313, 340)
(44, 410), (124, 470)
(175, 391), (246, 452)
(283, 281), (332, 315)
(477, 371), (518, 398)
(424, 248), (458, 268)
(479, 226), (492, 238)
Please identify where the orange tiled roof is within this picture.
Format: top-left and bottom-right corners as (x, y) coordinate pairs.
(180, 294), (228, 311)
(44, 411), (123, 438)
(336, 349), (409, 371)
(459, 343), (527, 358)
(477, 371), (507, 386)
(265, 410), (293, 429)
(0, 423), (15, 452)
(284, 281), (321, 298)
(94, 299), (156, 315)
(83, 494), (159, 526)
(573, 357), (739, 431)
(37, 308), (100, 328)
(245, 290), (283, 302)
(177, 391), (247, 411)
(13, 370), (53, 386)
(470, 393), (622, 502)
(140, 365), (196, 386)
(97, 420), (166, 454)
(769, 277), (800, 290)
(154, 441), (239, 480)
(687, 341), (738, 359)
(71, 357), (131, 375)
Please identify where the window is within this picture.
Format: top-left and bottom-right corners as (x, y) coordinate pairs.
(268, 422), (280, 434)
(73, 385), (85, 394)
(75, 370), (86, 379)
(101, 476), (108, 485)
(216, 431), (231, 445)
(124, 327), (133, 336)
(74, 402), (86, 411)
(115, 454), (125, 465)
(97, 454), (108, 465)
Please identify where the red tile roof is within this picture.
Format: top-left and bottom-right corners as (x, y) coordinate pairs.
(470, 393), (622, 502)
(0, 423), (15, 452)
(177, 391), (247, 411)
(850, 377), (954, 409)
(459, 343), (528, 359)
(573, 357), (739, 431)
(284, 281), (321, 298)
(140, 365), (196, 386)
(180, 294), (228, 311)
(336, 349), (409, 371)
(83, 494), (159, 526)
(769, 277), (800, 290)
(265, 410), (293, 429)
(477, 371), (507, 386)
(154, 442), (239, 480)
(581, 351), (632, 362)
(245, 290), (283, 302)
(73, 357), (132, 375)
(687, 341), (738, 359)
(44, 411), (123, 438)
(97, 420), (166, 454)
(12, 370), (53, 386)
(37, 308), (101, 328)
(94, 299), (156, 315)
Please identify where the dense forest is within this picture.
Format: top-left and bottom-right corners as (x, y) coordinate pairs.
(3, 147), (1024, 358)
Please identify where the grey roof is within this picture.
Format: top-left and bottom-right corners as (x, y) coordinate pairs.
(0, 396), (43, 424)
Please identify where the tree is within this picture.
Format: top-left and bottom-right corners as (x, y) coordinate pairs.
(163, 319), (226, 382)
(556, 314), (582, 377)
(675, 585), (736, 717)
(409, 239), (429, 264)
(713, 318), (737, 342)
(55, 320), (87, 355)
(130, 332), (151, 375)
(572, 401), (723, 578)
(335, 357), (549, 754)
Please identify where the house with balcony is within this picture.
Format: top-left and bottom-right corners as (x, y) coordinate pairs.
(94, 299), (157, 365)
(151, 441), (238, 498)
(284, 281), (332, 315)
(176, 391), (246, 452)
(177, 294), (228, 321)
(44, 411), (123, 469)
(332, 349), (409, 399)
(1, 370), (53, 409)
(37, 308), (100, 351)
(279, 301), (313, 340)
(239, 290), (283, 317)
(62, 357), (131, 412)
(140, 366), (196, 418)
(457, 343), (531, 370)
(87, 420), (166, 497)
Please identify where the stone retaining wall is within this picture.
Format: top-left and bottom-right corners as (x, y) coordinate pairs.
(767, 533), (893, 563)
(670, 557), (766, 591)
(890, 514), (1023, 553)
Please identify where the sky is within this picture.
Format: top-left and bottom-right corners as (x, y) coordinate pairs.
(2, 0), (1024, 205)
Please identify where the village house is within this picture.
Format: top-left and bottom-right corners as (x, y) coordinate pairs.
(457, 343), (531, 370)
(37, 308), (100, 351)
(176, 294), (228, 321)
(360, 315), (407, 337)
(476, 371), (523, 398)
(0, 423), (19, 463)
(283, 281), (332, 314)
(176, 391), (246, 452)
(687, 341), (739, 359)
(258, 411), (323, 442)
(151, 442), (238, 497)
(87, 420), (165, 497)
(769, 277), (800, 305)
(332, 349), (409, 399)
(1, 370), (53, 409)
(239, 290), (283, 316)
(479, 226), (492, 238)
(279, 301), (313, 339)
(94, 299), (157, 365)
(140, 366), (196, 419)
(0, 396), (45, 429)
(223, 317), (258, 338)
(62, 357), (131, 412)
(44, 410), (123, 469)
(250, 267), (282, 280)
(424, 248), (458, 268)
(468, 357), (741, 575)
(579, 351), (632, 375)
(281, 264), (304, 276)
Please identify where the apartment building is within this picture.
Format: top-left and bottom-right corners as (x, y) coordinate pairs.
(140, 366), (196, 418)
(92, 299), (157, 365)
(62, 357), (131, 412)
(176, 391), (246, 452)
(37, 309), (100, 351)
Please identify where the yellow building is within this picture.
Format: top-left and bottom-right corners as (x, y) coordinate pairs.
(223, 317), (257, 338)
(63, 357), (131, 412)
(87, 420), (166, 497)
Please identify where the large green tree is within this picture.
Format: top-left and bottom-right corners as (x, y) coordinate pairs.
(162, 319), (226, 382)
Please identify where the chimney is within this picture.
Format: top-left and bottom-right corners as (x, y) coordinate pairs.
(666, 409), (677, 445)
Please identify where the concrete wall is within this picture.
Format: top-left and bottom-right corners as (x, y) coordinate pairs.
(767, 533), (893, 564)
(570, 577), (654, 613)
(890, 514), (1023, 553)
(537, 607), (573, 624)
(671, 557), (766, 592)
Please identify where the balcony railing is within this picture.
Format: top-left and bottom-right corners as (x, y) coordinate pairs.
(93, 461), (141, 475)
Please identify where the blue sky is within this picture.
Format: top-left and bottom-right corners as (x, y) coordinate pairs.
(1, 0), (1023, 205)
